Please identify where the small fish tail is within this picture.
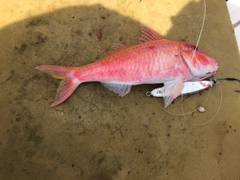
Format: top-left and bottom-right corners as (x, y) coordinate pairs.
(35, 65), (81, 107)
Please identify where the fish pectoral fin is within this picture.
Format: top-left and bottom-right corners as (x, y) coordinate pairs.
(160, 79), (184, 108)
(139, 24), (163, 43)
(101, 82), (132, 97)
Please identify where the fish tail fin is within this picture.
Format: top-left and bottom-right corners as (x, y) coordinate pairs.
(35, 65), (80, 107)
(35, 65), (69, 79)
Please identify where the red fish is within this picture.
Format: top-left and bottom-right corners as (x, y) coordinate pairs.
(35, 24), (218, 108)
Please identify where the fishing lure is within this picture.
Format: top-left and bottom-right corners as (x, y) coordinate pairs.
(146, 79), (215, 97)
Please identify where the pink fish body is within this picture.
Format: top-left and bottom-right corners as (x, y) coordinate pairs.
(36, 24), (218, 108)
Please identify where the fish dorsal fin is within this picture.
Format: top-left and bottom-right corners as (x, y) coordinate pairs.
(139, 24), (163, 43)
(107, 43), (127, 55)
(101, 82), (132, 97)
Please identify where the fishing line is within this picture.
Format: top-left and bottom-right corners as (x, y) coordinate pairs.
(182, 0), (223, 126)
(192, 0), (206, 59)
(155, 0), (238, 124)
(157, 0), (210, 117)
(182, 82), (223, 126)
(179, 0), (214, 120)
(152, 0), (223, 125)
(156, 81), (213, 116)
(171, 76), (238, 125)
(181, 81), (213, 116)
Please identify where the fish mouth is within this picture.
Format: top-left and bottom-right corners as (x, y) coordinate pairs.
(211, 69), (218, 75)
(200, 70), (217, 80)
(200, 75), (212, 80)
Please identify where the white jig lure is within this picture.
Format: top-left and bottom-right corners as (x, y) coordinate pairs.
(146, 80), (214, 97)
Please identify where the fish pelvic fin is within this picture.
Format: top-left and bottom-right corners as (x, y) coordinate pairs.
(35, 65), (80, 107)
(160, 79), (184, 108)
(101, 82), (132, 97)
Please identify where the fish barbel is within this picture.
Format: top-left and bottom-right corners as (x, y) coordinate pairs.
(35, 24), (218, 108)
